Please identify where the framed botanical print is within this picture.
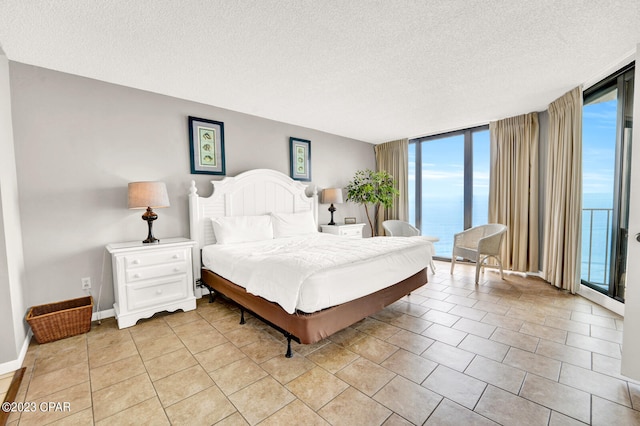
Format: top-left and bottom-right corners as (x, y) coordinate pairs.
(188, 116), (226, 175)
(289, 137), (311, 181)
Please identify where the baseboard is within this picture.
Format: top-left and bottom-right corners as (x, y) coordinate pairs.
(578, 284), (625, 317)
(0, 330), (32, 376)
(92, 307), (115, 322)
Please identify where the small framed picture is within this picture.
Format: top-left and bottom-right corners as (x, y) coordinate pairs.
(189, 116), (226, 175)
(289, 137), (311, 181)
(344, 217), (357, 224)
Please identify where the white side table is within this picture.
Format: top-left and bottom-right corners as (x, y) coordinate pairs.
(320, 223), (365, 238)
(106, 237), (197, 329)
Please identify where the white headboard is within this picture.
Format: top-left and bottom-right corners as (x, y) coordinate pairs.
(188, 168), (318, 280)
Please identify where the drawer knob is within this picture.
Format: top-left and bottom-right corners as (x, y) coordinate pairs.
(174, 267), (181, 272)
(133, 273), (141, 278)
(132, 259), (140, 265)
(156, 289), (163, 295)
(172, 254), (180, 259)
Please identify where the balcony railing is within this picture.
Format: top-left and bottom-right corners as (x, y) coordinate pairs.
(582, 208), (613, 286)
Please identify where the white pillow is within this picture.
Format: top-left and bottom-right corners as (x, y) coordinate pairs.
(271, 211), (318, 238)
(210, 215), (273, 244)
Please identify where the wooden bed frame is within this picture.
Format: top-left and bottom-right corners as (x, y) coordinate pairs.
(188, 169), (428, 357)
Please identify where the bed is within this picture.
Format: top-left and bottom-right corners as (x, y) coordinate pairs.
(188, 169), (431, 357)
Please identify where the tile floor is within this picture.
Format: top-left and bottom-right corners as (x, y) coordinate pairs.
(7, 261), (640, 425)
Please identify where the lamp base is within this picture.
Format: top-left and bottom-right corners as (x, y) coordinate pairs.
(142, 207), (160, 244)
(328, 204), (337, 226)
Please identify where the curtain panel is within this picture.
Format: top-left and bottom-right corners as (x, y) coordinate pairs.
(374, 138), (408, 236)
(543, 87), (583, 293)
(489, 112), (539, 272)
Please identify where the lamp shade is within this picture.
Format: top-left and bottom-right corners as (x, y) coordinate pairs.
(322, 188), (343, 204)
(128, 181), (170, 209)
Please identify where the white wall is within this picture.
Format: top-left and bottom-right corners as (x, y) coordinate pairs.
(621, 45), (640, 379)
(0, 48), (27, 369)
(8, 62), (375, 318)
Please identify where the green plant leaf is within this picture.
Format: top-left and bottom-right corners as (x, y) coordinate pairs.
(345, 169), (399, 236)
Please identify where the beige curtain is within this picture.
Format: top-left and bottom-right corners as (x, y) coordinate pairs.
(489, 112), (539, 272)
(374, 138), (408, 235)
(543, 87), (583, 293)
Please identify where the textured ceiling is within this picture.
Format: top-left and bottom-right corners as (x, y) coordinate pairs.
(0, 1), (639, 143)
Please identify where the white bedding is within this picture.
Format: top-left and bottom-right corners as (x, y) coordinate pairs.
(201, 233), (433, 314)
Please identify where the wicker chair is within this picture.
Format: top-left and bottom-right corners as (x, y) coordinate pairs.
(382, 220), (420, 237)
(382, 220), (438, 273)
(450, 224), (507, 284)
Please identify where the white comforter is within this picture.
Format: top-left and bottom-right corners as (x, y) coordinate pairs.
(202, 233), (432, 314)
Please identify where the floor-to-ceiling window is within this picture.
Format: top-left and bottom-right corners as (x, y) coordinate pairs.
(581, 63), (634, 301)
(409, 126), (490, 258)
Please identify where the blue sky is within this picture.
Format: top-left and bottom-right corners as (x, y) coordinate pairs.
(408, 130), (489, 199)
(582, 98), (617, 205)
(408, 130), (489, 227)
(408, 98), (618, 272)
(409, 98), (617, 209)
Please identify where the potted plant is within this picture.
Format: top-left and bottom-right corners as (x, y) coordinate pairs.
(345, 169), (399, 236)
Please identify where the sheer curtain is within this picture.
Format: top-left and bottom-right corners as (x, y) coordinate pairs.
(543, 87), (583, 292)
(374, 138), (408, 235)
(489, 112), (539, 272)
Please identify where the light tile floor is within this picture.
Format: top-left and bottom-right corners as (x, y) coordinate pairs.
(8, 261), (640, 425)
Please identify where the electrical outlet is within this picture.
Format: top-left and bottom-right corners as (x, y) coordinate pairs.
(81, 277), (91, 290)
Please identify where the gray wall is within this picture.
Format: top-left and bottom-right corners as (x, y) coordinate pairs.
(8, 62), (375, 313)
(0, 50), (27, 366)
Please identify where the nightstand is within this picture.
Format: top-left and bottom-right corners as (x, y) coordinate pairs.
(320, 223), (365, 238)
(106, 237), (197, 329)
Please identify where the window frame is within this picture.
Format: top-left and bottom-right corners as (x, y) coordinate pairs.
(581, 61), (634, 300)
(409, 125), (489, 257)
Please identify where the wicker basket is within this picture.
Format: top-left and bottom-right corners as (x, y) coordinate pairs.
(26, 296), (93, 344)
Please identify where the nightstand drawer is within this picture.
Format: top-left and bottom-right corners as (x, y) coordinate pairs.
(339, 228), (363, 238)
(126, 276), (188, 311)
(124, 249), (187, 269)
(125, 262), (187, 283)
(320, 223), (365, 238)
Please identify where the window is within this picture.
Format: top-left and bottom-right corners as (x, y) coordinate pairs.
(581, 62), (634, 301)
(409, 126), (490, 257)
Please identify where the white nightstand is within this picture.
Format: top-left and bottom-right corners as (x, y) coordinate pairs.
(320, 223), (365, 238)
(106, 237), (197, 329)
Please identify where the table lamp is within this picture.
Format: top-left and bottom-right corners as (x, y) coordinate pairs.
(128, 181), (170, 243)
(322, 188), (343, 225)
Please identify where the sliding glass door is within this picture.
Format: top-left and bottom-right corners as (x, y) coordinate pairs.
(421, 134), (465, 255)
(581, 63), (634, 301)
(409, 126), (490, 258)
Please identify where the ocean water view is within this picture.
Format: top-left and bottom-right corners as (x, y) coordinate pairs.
(581, 192), (615, 286)
(408, 194), (488, 259)
(406, 93), (622, 289)
(409, 192), (614, 286)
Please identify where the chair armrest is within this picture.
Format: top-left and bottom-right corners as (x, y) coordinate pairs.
(477, 233), (504, 254)
(408, 223), (421, 236)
